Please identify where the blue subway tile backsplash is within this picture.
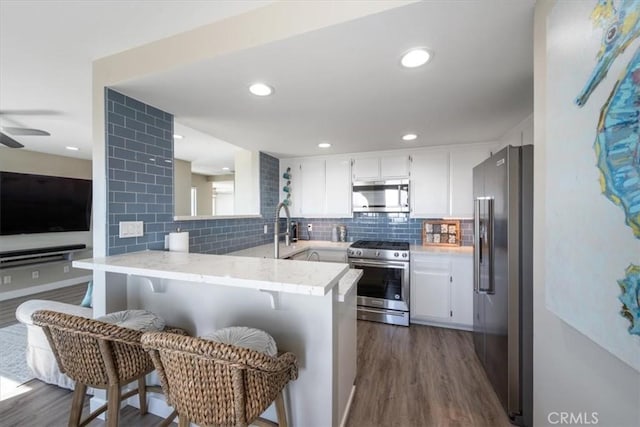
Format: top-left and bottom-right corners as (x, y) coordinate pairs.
(290, 215), (473, 246)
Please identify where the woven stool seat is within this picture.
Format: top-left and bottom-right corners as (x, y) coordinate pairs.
(142, 330), (298, 427)
(201, 326), (278, 356)
(32, 309), (186, 427)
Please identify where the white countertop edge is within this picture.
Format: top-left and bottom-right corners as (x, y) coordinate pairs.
(73, 256), (349, 297)
(338, 269), (362, 302)
(410, 245), (473, 256)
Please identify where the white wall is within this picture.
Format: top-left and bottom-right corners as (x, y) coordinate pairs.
(233, 149), (260, 215)
(173, 159), (191, 216)
(192, 173), (213, 216)
(494, 114), (533, 152)
(533, 2), (640, 426)
(0, 149), (93, 251)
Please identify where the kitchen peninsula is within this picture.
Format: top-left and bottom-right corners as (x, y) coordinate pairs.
(73, 250), (360, 427)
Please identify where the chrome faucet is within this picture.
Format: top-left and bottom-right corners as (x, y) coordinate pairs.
(274, 201), (291, 258)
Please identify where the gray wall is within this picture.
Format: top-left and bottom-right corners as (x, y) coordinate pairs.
(533, 2), (640, 426)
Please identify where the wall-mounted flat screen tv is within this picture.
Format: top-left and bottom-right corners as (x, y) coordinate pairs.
(0, 171), (92, 235)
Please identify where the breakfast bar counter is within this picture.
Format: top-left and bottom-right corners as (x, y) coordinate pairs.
(73, 249), (358, 427)
(73, 249), (349, 296)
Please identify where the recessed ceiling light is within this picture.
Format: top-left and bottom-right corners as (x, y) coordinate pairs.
(402, 134), (417, 141)
(65, 146), (79, 151)
(222, 167), (230, 171)
(173, 134), (183, 139)
(318, 142), (331, 148)
(400, 48), (431, 68)
(249, 83), (273, 96)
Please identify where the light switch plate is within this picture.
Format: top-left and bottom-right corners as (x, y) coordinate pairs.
(119, 221), (144, 238)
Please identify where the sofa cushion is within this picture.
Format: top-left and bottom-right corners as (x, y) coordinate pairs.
(16, 300), (93, 326)
(80, 281), (93, 308)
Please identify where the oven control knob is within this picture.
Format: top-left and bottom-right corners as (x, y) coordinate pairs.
(357, 250), (362, 256)
(375, 251), (380, 256)
(402, 253), (408, 258)
(394, 252), (399, 257)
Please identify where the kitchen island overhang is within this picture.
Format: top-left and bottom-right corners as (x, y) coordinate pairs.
(73, 250), (360, 427)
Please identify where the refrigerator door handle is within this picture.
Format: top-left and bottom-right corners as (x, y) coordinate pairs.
(486, 198), (495, 294)
(473, 198), (481, 293)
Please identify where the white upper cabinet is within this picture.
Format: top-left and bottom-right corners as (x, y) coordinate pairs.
(410, 151), (450, 218)
(352, 157), (379, 181)
(300, 158), (326, 216)
(449, 146), (490, 218)
(352, 155), (410, 181)
(380, 156), (410, 179)
(281, 156), (351, 218)
(325, 158), (352, 216)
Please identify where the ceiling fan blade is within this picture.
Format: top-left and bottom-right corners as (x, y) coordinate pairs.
(1, 127), (50, 136)
(0, 132), (24, 148)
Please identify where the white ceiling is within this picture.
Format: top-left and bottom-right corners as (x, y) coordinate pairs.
(1, 0), (534, 163)
(0, 0), (271, 160)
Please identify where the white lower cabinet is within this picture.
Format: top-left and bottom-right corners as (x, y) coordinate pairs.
(410, 252), (473, 330)
(288, 248), (347, 263)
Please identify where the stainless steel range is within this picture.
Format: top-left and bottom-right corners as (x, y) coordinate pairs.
(347, 240), (410, 326)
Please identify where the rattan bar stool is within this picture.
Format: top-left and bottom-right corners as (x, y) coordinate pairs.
(32, 309), (185, 427)
(141, 331), (298, 427)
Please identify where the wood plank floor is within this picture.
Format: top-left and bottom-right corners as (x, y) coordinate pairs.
(0, 321), (510, 427)
(345, 321), (511, 427)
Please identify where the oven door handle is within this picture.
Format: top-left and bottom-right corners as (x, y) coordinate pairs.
(358, 307), (406, 316)
(349, 259), (408, 269)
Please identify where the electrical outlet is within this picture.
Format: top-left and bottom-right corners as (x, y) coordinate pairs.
(2, 275), (11, 285)
(32, 271), (39, 279)
(307, 224), (313, 232)
(264, 224), (268, 234)
(63, 265), (70, 273)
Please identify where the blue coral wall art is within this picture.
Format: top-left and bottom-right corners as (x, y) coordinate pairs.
(546, 0), (640, 371)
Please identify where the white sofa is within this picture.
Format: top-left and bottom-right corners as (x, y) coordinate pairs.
(15, 299), (92, 390)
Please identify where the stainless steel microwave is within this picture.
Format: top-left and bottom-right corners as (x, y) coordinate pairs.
(352, 179), (410, 213)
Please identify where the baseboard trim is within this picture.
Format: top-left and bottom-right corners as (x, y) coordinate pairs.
(339, 385), (356, 427)
(409, 318), (473, 331)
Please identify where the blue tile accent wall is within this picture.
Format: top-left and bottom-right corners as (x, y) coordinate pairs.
(106, 88), (174, 255)
(291, 214), (474, 246)
(105, 89), (280, 255)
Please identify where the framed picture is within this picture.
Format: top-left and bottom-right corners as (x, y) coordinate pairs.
(422, 220), (461, 247)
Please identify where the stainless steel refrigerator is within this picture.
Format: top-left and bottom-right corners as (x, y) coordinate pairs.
(473, 145), (533, 427)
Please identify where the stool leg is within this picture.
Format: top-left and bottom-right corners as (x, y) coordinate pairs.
(275, 391), (288, 427)
(106, 383), (121, 427)
(178, 415), (190, 427)
(138, 375), (148, 415)
(68, 383), (87, 427)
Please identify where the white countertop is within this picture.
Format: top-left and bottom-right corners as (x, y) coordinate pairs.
(410, 245), (473, 256)
(73, 250), (349, 297)
(229, 240), (352, 259)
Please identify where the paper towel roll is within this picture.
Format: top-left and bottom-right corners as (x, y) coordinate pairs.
(169, 231), (189, 253)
